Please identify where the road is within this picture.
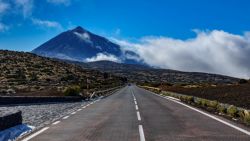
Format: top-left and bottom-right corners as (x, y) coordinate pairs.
(22, 85), (250, 141)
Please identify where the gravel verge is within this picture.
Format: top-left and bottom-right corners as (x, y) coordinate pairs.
(0, 101), (89, 128)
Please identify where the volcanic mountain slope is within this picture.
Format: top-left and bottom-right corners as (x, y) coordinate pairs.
(0, 50), (124, 95)
(65, 60), (240, 85)
(32, 26), (137, 64)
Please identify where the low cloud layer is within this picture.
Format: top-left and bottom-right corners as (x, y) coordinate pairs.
(114, 30), (250, 78)
(85, 53), (121, 63)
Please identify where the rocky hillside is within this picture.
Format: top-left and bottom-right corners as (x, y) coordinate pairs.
(69, 60), (240, 85)
(0, 50), (125, 96)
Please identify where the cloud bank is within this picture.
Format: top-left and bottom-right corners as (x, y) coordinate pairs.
(114, 30), (250, 78)
(85, 53), (121, 63)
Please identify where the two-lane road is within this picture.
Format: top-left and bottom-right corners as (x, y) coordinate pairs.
(22, 85), (250, 141)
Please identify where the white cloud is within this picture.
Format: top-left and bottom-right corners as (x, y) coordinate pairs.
(114, 30), (250, 79)
(74, 32), (92, 43)
(47, 0), (71, 6)
(0, 22), (8, 32)
(0, 0), (9, 14)
(32, 18), (62, 29)
(85, 53), (122, 63)
(14, 0), (33, 17)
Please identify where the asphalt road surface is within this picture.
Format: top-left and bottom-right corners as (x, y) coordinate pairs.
(22, 85), (250, 141)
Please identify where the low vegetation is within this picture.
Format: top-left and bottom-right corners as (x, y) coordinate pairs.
(0, 50), (126, 96)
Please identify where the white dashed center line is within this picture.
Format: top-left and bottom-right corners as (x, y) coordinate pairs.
(137, 111), (141, 121)
(135, 105), (139, 110)
(71, 112), (76, 115)
(134, 101), (137, 105)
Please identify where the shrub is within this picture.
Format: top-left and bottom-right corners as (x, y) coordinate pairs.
(227, 105), (238, 117)
(207, 100), (218, 109)
(239, 110), (250, 125)
(217, 104), (226, 114)
(201, 99), (208, 107)
(238, 79), (248, 84)
(63, 86), (80, 96)
(180, 96), (194, 103)
(195, 98), (202, 106)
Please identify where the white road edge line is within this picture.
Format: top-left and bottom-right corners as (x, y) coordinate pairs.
(22, 127), (49, 141)
(135, 105), (139, 110)
(147, 90), (250, 136)
(137, 111), (141, 121)
(62, 116), (69, 119)
(52, 121), (60, 125)
(139, 125), (146, 141)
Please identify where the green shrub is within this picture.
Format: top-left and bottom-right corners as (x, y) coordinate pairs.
(239, 110), (250, 125)
(201, 99), (208, 107)
(63, 86), (80, 96)
(180, 95), (194, 103)
(207, 100), (218, 109)
(227, 105), (238, 117)
(195, 98), (202, 106)
(217, 104), (226, 114)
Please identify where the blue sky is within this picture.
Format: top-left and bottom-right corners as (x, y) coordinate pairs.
(1, 0), (250, 78)
(0, 0), (249, 51)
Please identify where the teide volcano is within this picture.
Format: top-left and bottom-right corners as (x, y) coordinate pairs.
(32, 26), (137, 63)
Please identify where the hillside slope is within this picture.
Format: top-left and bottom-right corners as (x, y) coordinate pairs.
(0, 50), (124, 96)
(68, 60), (240, 85)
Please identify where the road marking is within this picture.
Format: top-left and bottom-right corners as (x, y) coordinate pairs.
(82, 106), (86, 108)
(62, 116), (69, 119)
(22, 127), (49, 141)
(134, 101), (137, 105)
(71, 112), (76, 115)
(135, 105), (139, 110)
(139, 125), (146, 141)
(146, 89), (250, 136)
(77, 109), (82, 111)
(137, 111), (141, 121)
(86, 104), (90, 107)
(52, 121), (60, 125)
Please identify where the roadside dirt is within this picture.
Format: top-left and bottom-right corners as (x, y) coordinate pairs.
(159, 83), (250, 109)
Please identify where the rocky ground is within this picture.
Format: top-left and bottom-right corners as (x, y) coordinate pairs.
(0, 101), (90, 128)
(158, 82), (250, 109)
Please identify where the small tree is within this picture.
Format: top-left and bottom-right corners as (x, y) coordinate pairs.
(63, 86), (80, 96)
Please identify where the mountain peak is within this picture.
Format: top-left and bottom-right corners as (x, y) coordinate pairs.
(71, 26), (86, 33)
